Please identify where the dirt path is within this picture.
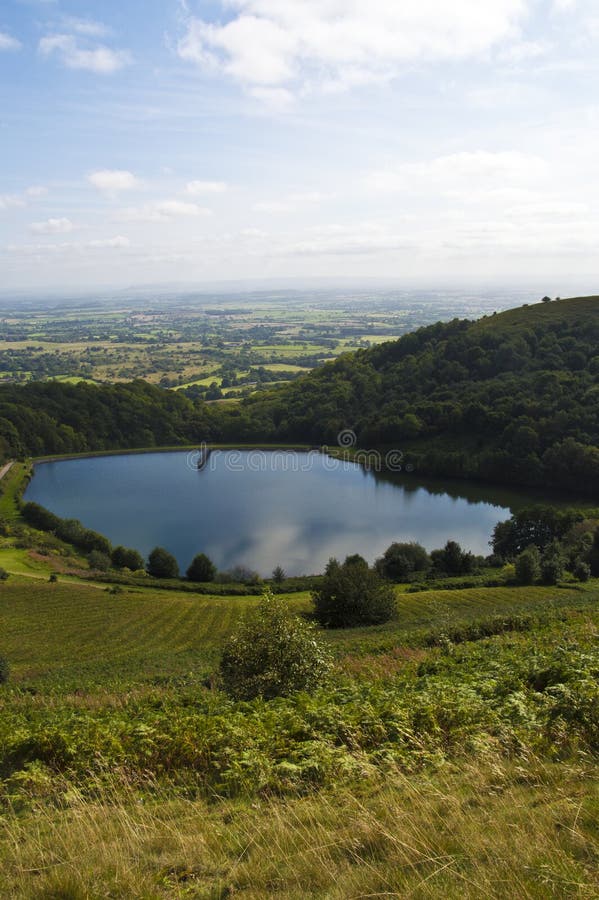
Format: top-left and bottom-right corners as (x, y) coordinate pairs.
(0, 460), (14, 481)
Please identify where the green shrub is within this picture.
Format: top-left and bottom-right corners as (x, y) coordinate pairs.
(147, 547), (179, 579)
(313, 556), (396, 628)
(219, 590), (331, 700)
(375, 541), (430, 581)
(0, 567), (9, 582)
(430, 540), (476, 576)
(0, 654), (8, 684)
(186, 553), (216, 582)
(573, 560), (591, 582)
(541, 540), (565, 585)
(87, 550), (112, 572)
(111, 546), (144, 571)
(515, 546), (541, 585)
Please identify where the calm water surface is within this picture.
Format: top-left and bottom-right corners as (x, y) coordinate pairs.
(26, 450), (515, 576)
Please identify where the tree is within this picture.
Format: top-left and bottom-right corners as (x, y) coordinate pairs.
(573, 560), (591, 582)
(313, 556), (396, 628)
(147, 546), (179, 579)
(112, 545), (144, 571)
(376, 541), (430, 581)
(515, 546), (541, 585)
(186, 552), (216, 582)
(541, 296), (552, 303)
(430, 540), (475, 576)
(540, 540), (565, 585)
(88, 550), (111, 572)
(272, 565), (286, 584)
(219, 590), (331, 700)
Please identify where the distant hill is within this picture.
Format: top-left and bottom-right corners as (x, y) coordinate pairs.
(226, 296), (599, 495)
(1, 296), (599, 496)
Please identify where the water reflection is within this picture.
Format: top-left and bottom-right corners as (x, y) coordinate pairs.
(26, 450), (522, 576)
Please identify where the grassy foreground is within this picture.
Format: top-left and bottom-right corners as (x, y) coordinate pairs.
(0, 569), (598, 897)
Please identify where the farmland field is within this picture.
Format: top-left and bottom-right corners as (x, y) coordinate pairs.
(0, 289), (524, 397)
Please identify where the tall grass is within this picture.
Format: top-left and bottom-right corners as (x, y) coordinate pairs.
(1, 758), (597, 898)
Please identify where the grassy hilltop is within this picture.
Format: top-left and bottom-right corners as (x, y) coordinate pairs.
(0, 541), (598, 896)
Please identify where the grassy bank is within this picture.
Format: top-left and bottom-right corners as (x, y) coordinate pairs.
(0, 571), (598, 896)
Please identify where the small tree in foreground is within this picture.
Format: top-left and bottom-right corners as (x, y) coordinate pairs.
(147, 546), (179, 579)
(220, 590), (331, 700)
(186, 553), (216, 582)
(313, 556), (396, 628)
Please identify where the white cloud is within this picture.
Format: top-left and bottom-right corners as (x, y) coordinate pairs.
(248, 86), (294, 110)
(0, 185), (47, 211)
(0, 32), (22, 52)
(39, 33), (131, 74)
(177, 0), (531, 94)
(88, 170), (141, 194)
(366, 150), (547, 193)
(253, 191), (327, 213)
(498, 40), (551, 63)
(119, 200), (212, 222)
(61, 17), (111, 38)
(25, 185), (48, 198)
(7, 236), (131, 255)
(0, 195), (25, 211)
(186, 180), (228, 195)
(30, 217), (73, 234)
(88, 236), (130, 249)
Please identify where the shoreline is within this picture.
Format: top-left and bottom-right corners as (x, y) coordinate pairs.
(32, 443), (314, 465)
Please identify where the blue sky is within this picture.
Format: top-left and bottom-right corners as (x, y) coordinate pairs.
(1, 0), (599, 291)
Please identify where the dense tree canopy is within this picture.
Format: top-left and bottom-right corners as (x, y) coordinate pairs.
(3, 297), (599, 496)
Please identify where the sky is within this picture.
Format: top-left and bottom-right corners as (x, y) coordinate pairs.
(1, 0), (599, 293)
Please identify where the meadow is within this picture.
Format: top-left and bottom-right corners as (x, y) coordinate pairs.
(0, 552), (598, 897)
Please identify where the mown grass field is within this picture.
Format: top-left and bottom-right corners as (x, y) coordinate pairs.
(0, 570), (598, 897)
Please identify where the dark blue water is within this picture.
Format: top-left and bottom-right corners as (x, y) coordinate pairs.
(25, 450), (512, 576)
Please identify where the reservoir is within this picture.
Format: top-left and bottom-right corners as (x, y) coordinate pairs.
(25, 449), (517, 576)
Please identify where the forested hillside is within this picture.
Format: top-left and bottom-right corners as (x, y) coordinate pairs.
(2, 296), (599, 495)
(230, 295), (599, 493)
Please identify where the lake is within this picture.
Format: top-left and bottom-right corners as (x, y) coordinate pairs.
(25, 449), (519, 576)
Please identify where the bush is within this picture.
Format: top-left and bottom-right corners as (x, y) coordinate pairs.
(430, 540), (475, 576)
(216, 565), (261, 585)
(541, 540), (565, 585)
(186, 553), (217, 582)
(515, 546), (541, 585)
(219, 590), (331, 700)
(0, 654), (8, 684)
(111, 546), (144, 571)
(87, 550), (112, 572)
(147, 547), (179, 579)
(0, 567), (9, 582)
(375, 541), (430, 581)
(313, 556), (396, 628)
(573, 560), (591, 582)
